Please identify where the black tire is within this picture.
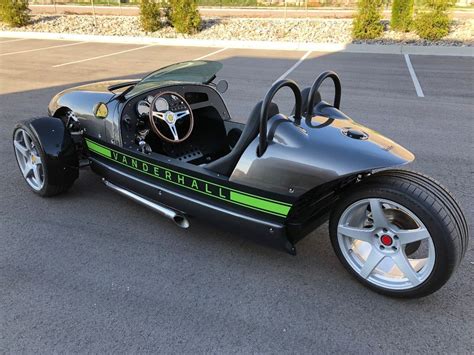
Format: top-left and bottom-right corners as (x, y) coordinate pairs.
(329, 169), (468, 298)
(13, 118), (78, 197)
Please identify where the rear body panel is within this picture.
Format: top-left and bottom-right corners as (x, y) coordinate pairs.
(231, 113), (414, 197)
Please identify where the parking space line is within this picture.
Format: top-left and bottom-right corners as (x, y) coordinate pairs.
(404, 54), (425, 98)
(52, 44), (156, 67)
(0, 38), (28, 44)
(273, 50), (312, 84)
(0, 41), (86, 57)
(193, 47), (228, 61)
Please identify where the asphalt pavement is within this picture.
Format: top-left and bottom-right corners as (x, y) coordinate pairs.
(0, 39), (473, 353)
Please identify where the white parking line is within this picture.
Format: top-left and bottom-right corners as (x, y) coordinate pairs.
(53, 45), (228, 68)
(274, 50), (312, 84)
(0, 38), (28, 44)
(53, 44), (156, 67)
(0, 41), (86, 57)
(193, 47), (228, 61)
(404, 54), (425, 98)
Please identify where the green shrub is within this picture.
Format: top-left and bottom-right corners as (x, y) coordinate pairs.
(414, 10), (450, 40)
(391, 0), (414, 32)
(167, 0), (201, 34)
(420, 0), (455, 11)
(139, 0), (162, 32)
(352, 0), (384, 40)
(0, 0), (30, 28)
(414, 0), (454, 40)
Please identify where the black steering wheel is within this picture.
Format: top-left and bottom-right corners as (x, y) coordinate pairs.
(149, 91), (194, 143)
(307, 71), (342, 118)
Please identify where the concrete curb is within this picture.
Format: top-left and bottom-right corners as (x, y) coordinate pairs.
(1, 31), (472, 57)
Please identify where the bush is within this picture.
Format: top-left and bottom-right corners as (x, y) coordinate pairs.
(0, 0), (30, 28)
(167, 0), (201, 34)
(352, 0), (384, 40)
(391, 0), (414, 32)
(414, 10), (450, 40)
(139, 0), (162, 32)
(414, 0), (454, 40)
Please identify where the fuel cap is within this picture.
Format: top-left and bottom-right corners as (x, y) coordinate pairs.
(342, 128), (369, 140)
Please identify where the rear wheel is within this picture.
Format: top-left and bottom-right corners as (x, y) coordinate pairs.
(329, 170), (467, 298)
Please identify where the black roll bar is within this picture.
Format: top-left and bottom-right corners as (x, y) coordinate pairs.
(307, 71), (342, 117)
(258, 79), (302, 157)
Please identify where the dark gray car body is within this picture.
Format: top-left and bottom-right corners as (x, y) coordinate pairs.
(46, 61), (414, 250)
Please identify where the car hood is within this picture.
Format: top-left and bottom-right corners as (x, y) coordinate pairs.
(47, 79), (136, 117)
(57, 79), (136, 96)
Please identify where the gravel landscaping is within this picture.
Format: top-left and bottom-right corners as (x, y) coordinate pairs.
(1, 15), (472, 46)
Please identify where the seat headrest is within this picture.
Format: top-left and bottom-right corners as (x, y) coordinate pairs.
(291, 87), (321, 116)
(249, 100), (280, 121)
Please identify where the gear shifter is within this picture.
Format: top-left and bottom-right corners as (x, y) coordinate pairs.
(137, 139), (152, 154)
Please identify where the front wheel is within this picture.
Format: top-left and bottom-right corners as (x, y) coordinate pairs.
(13, 118), (79, 197)
(329, 170), (468, 298)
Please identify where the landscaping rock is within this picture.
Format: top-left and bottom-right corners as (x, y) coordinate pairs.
(1, 15), (472, 46)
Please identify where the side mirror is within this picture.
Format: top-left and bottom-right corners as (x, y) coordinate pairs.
(216, 80), (229, 94)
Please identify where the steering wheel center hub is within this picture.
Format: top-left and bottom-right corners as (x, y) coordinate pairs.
(165, 111), (176, 124)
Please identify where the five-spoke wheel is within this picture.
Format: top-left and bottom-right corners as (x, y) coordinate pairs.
(13, 128), (45, 191)
(337, 198), (435, 290)
(330, 170), (467, 298)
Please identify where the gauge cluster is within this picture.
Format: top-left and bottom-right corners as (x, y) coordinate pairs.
(136, 95), (165, 118)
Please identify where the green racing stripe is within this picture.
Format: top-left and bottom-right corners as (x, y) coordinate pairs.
(85, 138), (292, 218)
(86, 140), (111, 158)
(230, 191), (290, 216)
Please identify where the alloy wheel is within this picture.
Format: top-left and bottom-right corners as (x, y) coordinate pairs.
(337, 198), (435, 290)
(13, 128), (45, 191)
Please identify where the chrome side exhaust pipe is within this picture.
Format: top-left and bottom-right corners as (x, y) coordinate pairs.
(102, 179), (189, 229)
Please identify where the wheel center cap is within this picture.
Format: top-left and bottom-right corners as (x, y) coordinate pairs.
(380, 235), (393, 246)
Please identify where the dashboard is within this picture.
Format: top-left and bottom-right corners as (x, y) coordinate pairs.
(120, 84), (234, 164)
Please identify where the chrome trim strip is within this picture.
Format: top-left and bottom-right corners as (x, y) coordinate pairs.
(102, 178), (189, 228)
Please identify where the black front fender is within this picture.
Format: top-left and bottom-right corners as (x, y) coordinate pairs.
(27, 117), (79, 186)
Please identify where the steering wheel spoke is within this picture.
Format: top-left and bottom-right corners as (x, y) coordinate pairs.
(175, 110), (190, 120)
(152, 111), (166, 121)
(167, 123), (180, 141)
